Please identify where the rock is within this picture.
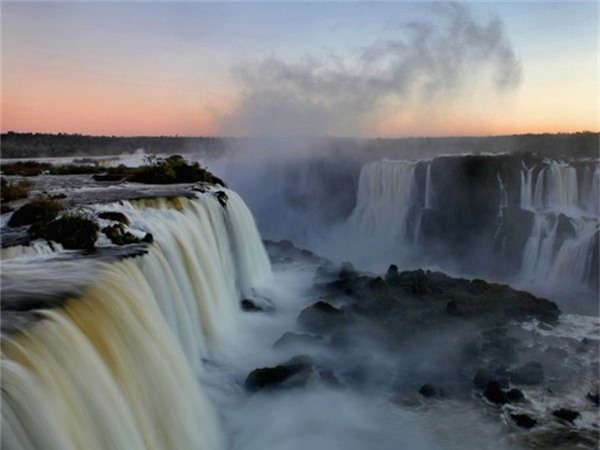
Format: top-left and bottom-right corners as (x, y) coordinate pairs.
(298, 301), (350, 333)
(511, 413), (537, 429)
(98, 211), (130, 225)
(339, 262), (357, 280)
(46, 214), (99, 250)
(102, 224), (140, 246)
(419, 384), (437, 398)
(8, 198), (63, 227)
(214, 190), (228, 207)
(385, 264), (399, 282)
(241, 299), (268, 312)
(273, 332), (319, 349)
(510, 361), (544, 385)
(245, 355), (313, 392)
(552, 408), (580, 423)
(506, 388), (525, 402)
(142, 233), (154, 243)
(484, 381), (508, 405)
(587, 393), (599, 406)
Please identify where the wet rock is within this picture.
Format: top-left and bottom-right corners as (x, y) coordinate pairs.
(552, 408), (580, 423)
(510, 361), (544, 385)
(473, 369), (493, 389)
(419, 384), (437, 398)
(241, 298), (274, 313)
(245, 355), (313, 392)
(98, 211), (130, 225)
(46, 214), (99, 250)
(8, 198), (63, 227)
(339, 262), (357, 280)
(511, 413), (537, 429)
(587, 392), (599, 407)
(102, 224), (140, 246)
(385, 264), (399, 282)
(214, 190), (228, 207)
(273, 332), (319, 349)
(484, 381), (508, 405)
(506, 388), (525, 402)
(142, 233), (154, 243)
(298, 301), (350, 333)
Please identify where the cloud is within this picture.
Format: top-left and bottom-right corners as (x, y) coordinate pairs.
(221, 3), (522, 137)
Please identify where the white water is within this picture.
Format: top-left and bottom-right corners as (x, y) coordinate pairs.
(1, 189), (271, 450)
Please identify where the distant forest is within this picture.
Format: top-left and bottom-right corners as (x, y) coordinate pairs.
(1, 131), (598, 160)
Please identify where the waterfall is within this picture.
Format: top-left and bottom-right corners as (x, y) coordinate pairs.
(1, 189), (271, 450)
(347, 160), (419, 245)
(520, 214), (559, 281)
(520, 163), (534, 209)
(424, 161), (435, 210)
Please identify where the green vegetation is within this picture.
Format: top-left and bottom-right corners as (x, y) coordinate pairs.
(1, 132), (225, 159)
(1, 177), (32, 202)
(46, 212), (99, 250)
(8, 198), (63, 227)
(101, 223), (140, 246)
(1, 154), (225, 186)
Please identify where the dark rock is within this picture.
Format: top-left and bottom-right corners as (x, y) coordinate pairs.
(506, 388), (525, 402)
(552, 408), (580, 423)
(142, 233), (154, 243)
(1, 205), (13, 214)
(339, 262), (357, 280)
(298, 301), (350, 333)
(102, 224), (140, 246)
(510, 361), (544, 385)
(46, 214), (99, 250)
(241, 299), (267, 312)
(419, 384), (437, 398)
(385, 264), (399, 282)
(484, 381), (508, 405)
(214, 190), (228, 207)
(511, 413), (537, 429)
(98, 211), (130, 225)
(8, 198), (63, 227)
(587, 393), (599, 406)
(273, 332), (319, 349)
(93, 173), (127, 182)
(245, 355), (313, 392)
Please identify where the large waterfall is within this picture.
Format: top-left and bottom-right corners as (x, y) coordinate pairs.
(1, 189), (271, 450)
(342, 156), (599, 294)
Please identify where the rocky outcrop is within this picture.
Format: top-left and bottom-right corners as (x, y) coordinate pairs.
(245, 355), (314, 392)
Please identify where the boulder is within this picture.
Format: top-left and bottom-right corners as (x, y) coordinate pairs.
(552, 408), (580, 423)
(511, 413), (537, 429)
(102, 224), (140, 246)
(484, 381), (508, 405)
(46, 214), (99, 250)
(587, 392), (599, 407)
(244, 355), (313, 392)
(298, 301), (350, 333)
(8, 198), (63, 227)
(98, 211), (130, 225)
(506, 388), (525, 402)
(418, 384), (437, 398)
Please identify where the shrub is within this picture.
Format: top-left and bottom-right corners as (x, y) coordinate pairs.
(46, 212), (99, 250)
(1, 161), (52, 176)
(8, 198), (63, 227)
(1, 177), (32, 202)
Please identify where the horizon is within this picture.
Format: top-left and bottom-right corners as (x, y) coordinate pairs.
(2, 2), (598, 137)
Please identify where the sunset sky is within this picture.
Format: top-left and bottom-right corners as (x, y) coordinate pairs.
(2, 2), (598, 137)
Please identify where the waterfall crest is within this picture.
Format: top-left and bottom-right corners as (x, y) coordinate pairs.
(1, 189), (271, 450)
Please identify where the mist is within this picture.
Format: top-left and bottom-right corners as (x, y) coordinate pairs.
(222, 3), (521, 137)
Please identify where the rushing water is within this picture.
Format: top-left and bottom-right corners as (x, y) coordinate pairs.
(1, 189), (270, 450)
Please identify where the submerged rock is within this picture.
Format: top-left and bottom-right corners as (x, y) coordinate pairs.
(418, 384), (438, 398)
(587, 392), (599, 406)
(483, 381), (508, 405)
(511, 413), (537, 429)
(552, 408), (580, 423)
(245, 355), (314, 392)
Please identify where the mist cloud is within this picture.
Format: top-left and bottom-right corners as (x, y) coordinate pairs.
(222, 3), (522, 137)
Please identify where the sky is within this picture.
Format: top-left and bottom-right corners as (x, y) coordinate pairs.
(1, 1), (598, 137)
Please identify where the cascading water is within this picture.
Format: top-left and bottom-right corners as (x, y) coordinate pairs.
(1, 188), (271, 450)
(337, 155), (598, 294)
(347, 160), (419, 245)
